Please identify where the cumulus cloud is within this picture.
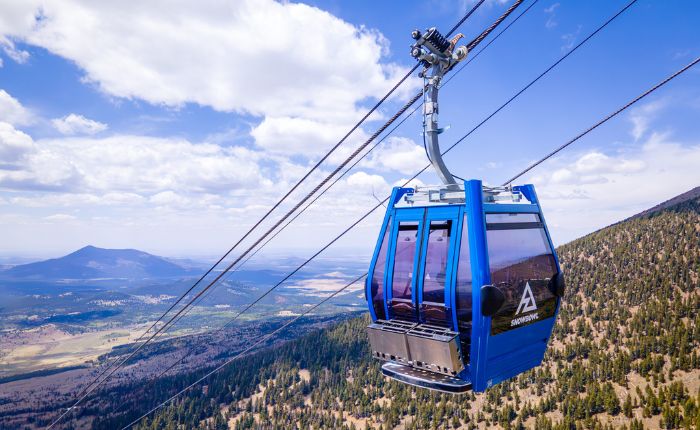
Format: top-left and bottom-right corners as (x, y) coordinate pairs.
(52, 113), (108, 135)
(251, 116), (366, 157)
(0, 38), (29, 64)
(542, 151), (646, 186)
(529, 133), (700, 244)
(0, 89), (32, 126)
(0, 121), (33, 164)
(0, 0), (418, 157)
(346, 171), (389, 191)
(362, 136), (427, 174)
(393, 177), (426, 189)
(0, 133), (270, 195)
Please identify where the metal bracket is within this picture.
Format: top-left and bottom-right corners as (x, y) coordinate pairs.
(411, 27), (469, 189)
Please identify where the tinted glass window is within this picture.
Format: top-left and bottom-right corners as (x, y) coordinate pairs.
(486, 214), (558, 335)
(391, 221), (420, 320)
(422, 220), (451, 304)
(455, 215), (472, 359)
(420, 220), (452, 326)
(370, 218), (391, 320)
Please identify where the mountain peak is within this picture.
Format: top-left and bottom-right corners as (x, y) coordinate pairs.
(3, 246), (192, 280)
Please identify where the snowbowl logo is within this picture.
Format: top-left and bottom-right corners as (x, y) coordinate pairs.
(511, 281), (539, 327)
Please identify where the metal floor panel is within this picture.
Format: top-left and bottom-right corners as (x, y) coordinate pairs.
(381, 362), (472, 394)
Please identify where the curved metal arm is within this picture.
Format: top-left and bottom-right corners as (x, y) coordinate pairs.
(423, 66), (458, 188)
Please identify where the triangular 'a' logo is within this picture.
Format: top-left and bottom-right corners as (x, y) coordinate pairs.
(515, 281), (537, 315)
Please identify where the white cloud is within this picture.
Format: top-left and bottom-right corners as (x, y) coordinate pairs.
(560, 25), (581, 52)
(52, 113), (107, 135)
(544, 3), (560, 29)
(346, 171), (389, 191)
(0, 1), (37, 63)
(44, 213), (76, 221)
(0, 133), (270, 195)
(393, 177), (426, 189)
(543, 151), (646, 186)
(251, 116), (366, 157)
(528, 133), (700, 245)
(1, 1), (416, 121)
(628, 99), (666, 141)
(150, 190), (190, 208)
(362, 136), (428, 174)
(0, 38), (29, 64)
(0, 121), (33, 163)
(0, 0), (423, 167)
(10, 192), (147, 208)
(0, 89), (32, 126)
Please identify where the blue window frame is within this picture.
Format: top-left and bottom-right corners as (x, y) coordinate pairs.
(385, 208), (425, 321)
(417, 206), (459, 327)
(369, 218), (392, 320)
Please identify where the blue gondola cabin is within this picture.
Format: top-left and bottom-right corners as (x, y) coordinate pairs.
(365, 180), (565, 393)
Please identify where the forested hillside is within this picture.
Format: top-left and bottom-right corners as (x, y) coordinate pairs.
(97, 195), (700, 430)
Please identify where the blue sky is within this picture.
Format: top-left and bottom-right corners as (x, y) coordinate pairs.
(0, 0), (698, 259)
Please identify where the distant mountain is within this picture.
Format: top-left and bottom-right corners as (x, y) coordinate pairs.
(629, 185), (700, 220)
(1, 246), (194, 280)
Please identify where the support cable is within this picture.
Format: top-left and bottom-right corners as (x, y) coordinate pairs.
(150, 0), (528, 342)
(110, 4), (541, 409)
(148, 0), (639, 379)
(46, 2), (498, 428)
(443, 0), (639, 179)
(110, 0), (516, 370)
(115, 106), (421, 409)
(502, 55), (700, 185)
(121, 5), (700, 428)
(55, 40), (417, 425)
(158, 0), (536, 336)
(128, 52), (699, 428)
(121, 274), (366, 430)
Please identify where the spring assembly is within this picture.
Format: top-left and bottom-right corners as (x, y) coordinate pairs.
(424, 27), (451, 54)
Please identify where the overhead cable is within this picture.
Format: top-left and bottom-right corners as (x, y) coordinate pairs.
(121, 274), (366, 430)
(133, 52), (700, 428)
(109, 3), (543, 410)
(46, 2), (498, 427)
(115, 3), (700, 427)
(503, 55), (700, 185)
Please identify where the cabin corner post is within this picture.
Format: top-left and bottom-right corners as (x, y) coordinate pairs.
(465, 179), (491, 391)
(366, 187), (402, 322)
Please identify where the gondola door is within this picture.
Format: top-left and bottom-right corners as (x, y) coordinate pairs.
(466, 180), (563, 391)
(478, 209), (560, 388)
(385, 208), (425, 322)
(416, 206), (460, 328)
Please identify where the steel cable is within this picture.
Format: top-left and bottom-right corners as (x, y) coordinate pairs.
(111, 3), (700, 427)
(120, 0), (524, 378)
(132, 50), (700, 429)
(108, 3), (542, 413)
(46, 2), (500, 428)
(121, 274), (366, 430)
(503, 55), (700, 185)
